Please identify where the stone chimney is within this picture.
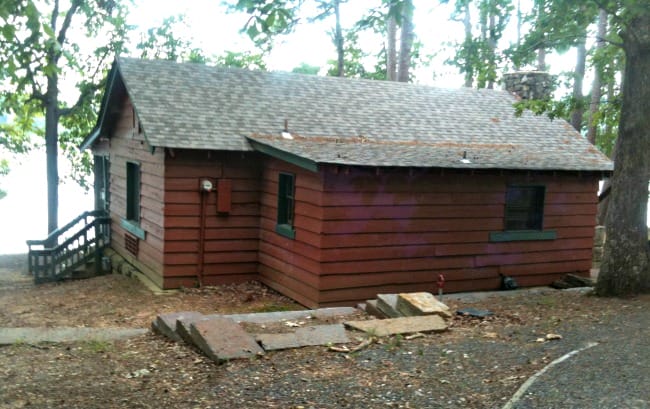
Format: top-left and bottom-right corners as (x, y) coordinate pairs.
(502, 71), (555, 100)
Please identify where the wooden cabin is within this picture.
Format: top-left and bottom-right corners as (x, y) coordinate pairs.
(81, 58), (612, 308)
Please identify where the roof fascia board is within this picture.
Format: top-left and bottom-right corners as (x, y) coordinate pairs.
(247, 138), (319, 173)
(79, 60), (119, 151)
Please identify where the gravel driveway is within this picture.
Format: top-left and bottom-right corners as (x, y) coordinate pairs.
(511, 303), (650, 409)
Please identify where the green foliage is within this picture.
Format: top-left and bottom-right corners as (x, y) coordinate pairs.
(228, 0), (302, 50)
(326, 30), (381, 79)
(292, 63), (321, 75)
(507, 1), (597, 69)
(0, 0), (130, 192)
(84, 339), (112, 353)
(446, 0), (514, 88)
(215, 51), (267, 71)
(136, 15), (207, 63)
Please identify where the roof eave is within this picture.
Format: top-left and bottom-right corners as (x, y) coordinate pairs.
(79, 59), (120, 151)
(246, 138), (319, 173)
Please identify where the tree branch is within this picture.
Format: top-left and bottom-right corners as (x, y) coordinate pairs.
(51, 0), (59, 33)
(591, 1), (619, 21)
(58, 45), (112, 118)
(54, 0), (82, 61)
(24, 64), (46, 104)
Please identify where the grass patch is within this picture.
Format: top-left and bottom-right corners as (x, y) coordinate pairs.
(537, 296), (556, 307)
(83, 339), (112, 353)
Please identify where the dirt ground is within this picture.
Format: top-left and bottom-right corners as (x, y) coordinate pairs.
(1, 254), (649, 408)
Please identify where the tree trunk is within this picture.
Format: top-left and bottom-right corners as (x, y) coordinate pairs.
(596, 12), (650, 296)
(463, 1), (472, 87)
(334, 0), (344, 77)
(570, 38), (586, 131)
(535, 0), (546, 71)
(587, 9), (607, 145)
(487, 11), (497, 89)
(397, 0), (414, 82)
(516, 0), (522, 51)
(387, 14), (397, 81)
(46, 75), (59, 237)
(537, 48), (546, 70)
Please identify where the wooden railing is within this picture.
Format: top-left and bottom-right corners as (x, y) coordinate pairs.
(26, 210), (111, 284)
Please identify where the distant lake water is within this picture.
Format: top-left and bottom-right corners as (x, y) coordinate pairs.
(0, 149), (92, 254)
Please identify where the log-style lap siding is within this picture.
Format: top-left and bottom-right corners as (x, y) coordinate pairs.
(257, 159), (324, 307)
(162, 150), (261, 288)
(315, 167), (598, 306)
(104, 97), (165, 287)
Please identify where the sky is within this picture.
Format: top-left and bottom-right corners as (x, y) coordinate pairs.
(126, 0), (555, 87)
(122, 0), (587, 91)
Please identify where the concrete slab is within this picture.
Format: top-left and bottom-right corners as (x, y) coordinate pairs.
(0, 327), (147, 345)
(176, 314), (209, 345)
(396, 292), (452, 318)
(443, 287), (554, 303)
(152, 311), (203, 342)
(345, 315), (448, 337)
(189, 317), (264, 363)
(376, 294), (401, 318)
(364, 300), (387, 318)
(256, 324), (350, 351)
(223, 307), (358, 324)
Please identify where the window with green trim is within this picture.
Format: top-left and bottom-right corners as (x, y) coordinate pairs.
(276, 172), (295, 239)
(504, 185), (545, 230)
(126, 162), (141, 222)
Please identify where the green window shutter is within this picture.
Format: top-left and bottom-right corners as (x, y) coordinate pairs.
(276, 172), (295, 239)
(126, 162), (141, 222)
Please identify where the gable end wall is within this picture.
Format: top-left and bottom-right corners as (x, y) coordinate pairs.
(104, 96), (166, 287)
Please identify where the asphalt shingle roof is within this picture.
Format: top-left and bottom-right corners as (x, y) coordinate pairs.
(115, 57), (612, 172)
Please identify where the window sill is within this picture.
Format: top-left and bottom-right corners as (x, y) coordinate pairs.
(121, 218), (146, 240)
(275, 224), (296, 239)
(489, 230), (556, 242)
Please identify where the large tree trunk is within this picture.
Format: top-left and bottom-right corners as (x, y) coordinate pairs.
(570, 38), (587, 131)
(587, 9), (607, 145)
(386, 14), (397, 81)
(596, 12), (650, 296)
(397, 0), (414, 82)
(46, 75), (59, 237)
(334, 0), (344, 77)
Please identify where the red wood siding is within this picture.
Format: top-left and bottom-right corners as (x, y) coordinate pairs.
(102, 96), (166, 287)
(316, 167), (599, 306)
(162, 150), (261, 288)
(257, 158), (324, 308)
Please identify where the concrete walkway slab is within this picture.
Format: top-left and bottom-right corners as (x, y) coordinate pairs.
(0, 327), (147, 345)
(222, 307), (358, 324)
(396, 292), (452, 318)
(376, 294), (401, 318)
(345, 315), (448, 337)
(256, 324), (349, 351)
(152, 311), (203, 343)
(176, 314), (209, 344)
(364, 300), (386, 318)
(189, 317), (263, 363)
